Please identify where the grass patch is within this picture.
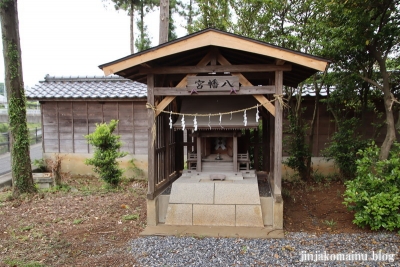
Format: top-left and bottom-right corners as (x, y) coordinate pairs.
(4, 258), (45, 267)
(122, 214), (139, 221)
(73, 218), (84, 225)
(323, 219), (337, 228)
(20, 225), (34, 232)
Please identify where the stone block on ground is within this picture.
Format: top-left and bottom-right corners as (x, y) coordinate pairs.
(165, 204), (193, 225)
(236, 205), (264, 227)
(214, 178), (260, 205)
(193, 205), (235, 226)
(169, 178), (214, 204)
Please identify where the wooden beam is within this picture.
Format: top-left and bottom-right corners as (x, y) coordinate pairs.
(217, 54), (276, 116)
(153, 86), (276, 96)
(196, 137), (202, 172)
(253, 95), (276, 117)
(233, 135), (238, 172)
(275, 59), (285, 65)
(154, 51), (214, 117)
(147, 74), (155, 200)
(175, 51), (214, 88)
(190, 131), (240, 138)
(139, 64), (291, 74)
(273, 70), (283, 198)
(155, 96), (175, 116)
(101, 30), (329, 76)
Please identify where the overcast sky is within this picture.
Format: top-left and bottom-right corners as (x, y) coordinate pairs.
(0, 0), (186, 88)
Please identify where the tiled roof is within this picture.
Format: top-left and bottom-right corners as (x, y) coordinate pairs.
(26, 74), (147, 100)
(286, 85), (331, 97)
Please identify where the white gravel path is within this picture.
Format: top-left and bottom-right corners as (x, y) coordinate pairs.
(131, 232), (399, 266)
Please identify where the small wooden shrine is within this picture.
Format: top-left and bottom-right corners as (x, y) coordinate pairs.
(99, 28), (329, 233)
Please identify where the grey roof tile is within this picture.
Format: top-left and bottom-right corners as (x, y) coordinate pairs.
(26, 74), (147, 100)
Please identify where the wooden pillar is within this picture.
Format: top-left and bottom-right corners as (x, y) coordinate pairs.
(233, 134), (238, 172)
(165, 112), (170, 176)
(274, 71), (283, 197)
(147, 74), (155, 199)
(196, 135), (202, 172)
(270, 112), (275, 188)
(254, 128), (259, 170)
(263, 115), (269, 172)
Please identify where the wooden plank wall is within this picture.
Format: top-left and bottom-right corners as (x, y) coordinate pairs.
(282, 98), (335, 157)
(42, 101), (148, 154)
(281, 97), (393, 157)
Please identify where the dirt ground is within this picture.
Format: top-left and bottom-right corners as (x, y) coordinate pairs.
(0, 175), (374, 266)
(282, 179), (369, 233)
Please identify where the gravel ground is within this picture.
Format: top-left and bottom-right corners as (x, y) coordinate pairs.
(131, 232), (399, 266)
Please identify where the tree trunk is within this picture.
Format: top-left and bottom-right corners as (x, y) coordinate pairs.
(159, 0), (169, 44)
(0, 0), (35, 196)
(307, 75), (321, 180)
(130, 0), (134, 54)
(370, 47), (396, 160)
(187, 0), (194, 33)
(140, 1), (144, 46)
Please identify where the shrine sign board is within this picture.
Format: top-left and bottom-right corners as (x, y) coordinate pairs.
(187, 76), (240, 93)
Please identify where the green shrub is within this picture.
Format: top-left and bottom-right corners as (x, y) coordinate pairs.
(85, 120), (127, 187)
(323, 118), (368, 180)
(283, 109), (311, 181)
(343, 142), (400, 231)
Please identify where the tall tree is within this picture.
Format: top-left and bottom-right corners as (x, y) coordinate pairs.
(103, 0), (157, 53)
(192, 0), (231, 32)
(0, 0), (36, 196)
(323, 0), (400, 160)
(168, 0), (179, 41)
(177, 0), (199, 34)
(159, 0), (169, 44)
(135, 0), (155, 51)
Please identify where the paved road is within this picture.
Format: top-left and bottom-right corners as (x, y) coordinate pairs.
(0, 143), (42, 176)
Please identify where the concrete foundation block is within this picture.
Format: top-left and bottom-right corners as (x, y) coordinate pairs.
(158, 195), (170, 223)
(193, 205), (235, 226)
(214, 179), (260, 205)
(273, 199), (284, 229)
(165, 204), (193, 225)
(236, 205), (264, 227)
(147, 198), (158, 226)
(260, 197), (273, 226)
(169, 181), (214, 204)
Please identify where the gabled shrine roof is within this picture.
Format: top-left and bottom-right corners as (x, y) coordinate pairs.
(99, 28), (330, 87)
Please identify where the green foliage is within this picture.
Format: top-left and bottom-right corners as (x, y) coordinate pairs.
(103, 0), (157, 53)
(283, 108), (311, 181)
(32, 158), (47, 172)
(0, 122), (8, 132)
(192, 0), (232, 32)
(343, 142), (400, 231)
(122, 213), (139, 221)
(73, 218), (84, 225)
(323, 219), (337, 228)
(323, 118), (369, 180)
(128, 158), (145, 180)
(85, 120), (127, 187)
(3, 258), (45, 267)
(135, 19), (152, 52)
(177, 0), (199, 34)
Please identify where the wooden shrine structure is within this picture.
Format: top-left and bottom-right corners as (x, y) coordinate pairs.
(99, 29), (330, 230)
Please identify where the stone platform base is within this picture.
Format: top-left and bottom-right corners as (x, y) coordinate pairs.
(165, 171), (264, 227)
(140, 225), (284, 238)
